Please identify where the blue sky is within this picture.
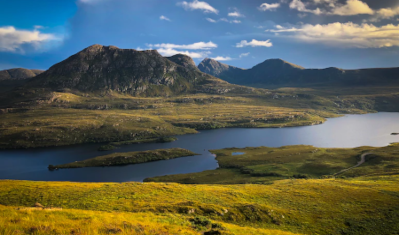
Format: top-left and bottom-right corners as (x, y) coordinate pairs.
(1, 0), (399, 70)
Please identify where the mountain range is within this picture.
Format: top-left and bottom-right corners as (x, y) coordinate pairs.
(198, 58), (399, 87)
(2, 45), (399, 95)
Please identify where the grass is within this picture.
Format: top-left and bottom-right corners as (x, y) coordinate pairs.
(146, 143), (399, 184)
(0, 176), (398, 234)
(0, 205), (298, 235)
(0, 86), (375, 149)
(49, 148), (197, 169)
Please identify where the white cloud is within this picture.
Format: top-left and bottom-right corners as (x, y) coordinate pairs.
(289, 0), (323, 15)
(369, 6), (399, 22)
(236, 39), (273, 48)
(259, 3), (281, 11)
(211, 56), (232, 61)
(288, 0), (373, 16)
(228, 11), (245, 17)
(267, 22), (399, 48)
(330, 0), (373, 16)
(145, 41), (217, 59)
(206, 18), (242, 24)
(160, 15), (171, 21)
(0, 26), (60, 53)
(177, 0), (218, 14)
(148, 41), (217, 50)
(157, 48), (211, 58)
(239, 52), (250, 58)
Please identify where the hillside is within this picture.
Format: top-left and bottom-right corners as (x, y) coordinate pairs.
(0, 68), (43, 81)
(28, 45), (229, 97)
(198, 58), (246, 83)
(199, 58), (399, 87)
(0, 68), (44, 92)
(0, 175), (398, 234)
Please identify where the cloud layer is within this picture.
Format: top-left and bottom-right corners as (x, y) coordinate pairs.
(268, 22), (399, 48)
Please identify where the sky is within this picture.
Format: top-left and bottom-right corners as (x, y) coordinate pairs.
(1, 0), (399, 70)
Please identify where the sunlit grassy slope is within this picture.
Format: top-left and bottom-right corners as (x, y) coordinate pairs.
(0, 175), (398, 234)
(147, 143), (399, 184)
(0, 86), (379, 149)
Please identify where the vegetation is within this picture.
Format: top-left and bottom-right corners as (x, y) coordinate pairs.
(0, 175), (399, 234)
(49, 148), (196, 169)
(1, 86), (377, 149)
(147, 143), (399, 184)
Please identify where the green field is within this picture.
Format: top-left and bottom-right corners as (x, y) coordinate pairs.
(0, 175), (398, 234)
(147, 143), (399, 184)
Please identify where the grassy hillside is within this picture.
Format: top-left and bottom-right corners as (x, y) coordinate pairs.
(1, 88), (358, 149)
(0, 176), (398, 234)
(147, 143), (399, 184)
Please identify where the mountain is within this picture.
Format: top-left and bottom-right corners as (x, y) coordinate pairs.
(198, 58), (399, 87)
(166, 54), (199, 71)
(0, 68), (43, 81)
(29, 45), (227, 96)
(198, 58), (246, 83)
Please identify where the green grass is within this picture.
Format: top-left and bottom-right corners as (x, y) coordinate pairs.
(49, 148), (197, 169)
(0, 85), (374, 149)
(147, 144), (399, 184)
(0, 176), (398, 234)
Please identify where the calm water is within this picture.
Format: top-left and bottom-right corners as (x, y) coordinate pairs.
(0, 112), (398, 182)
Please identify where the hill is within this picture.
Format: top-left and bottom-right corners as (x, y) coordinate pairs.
(0, 68), (43, 81)
(198, 58), (399, 87)
(0, 174), (398, 234)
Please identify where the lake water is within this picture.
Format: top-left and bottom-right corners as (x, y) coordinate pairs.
(0, 112), (398, 182)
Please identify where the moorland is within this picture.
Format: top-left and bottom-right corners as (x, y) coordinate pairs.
(1, 45), (399, 234)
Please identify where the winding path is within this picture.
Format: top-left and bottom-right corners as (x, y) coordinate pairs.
(334, 152), (372, 176)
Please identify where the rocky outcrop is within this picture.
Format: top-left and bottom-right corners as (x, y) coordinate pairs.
(167, 54), (199, 71)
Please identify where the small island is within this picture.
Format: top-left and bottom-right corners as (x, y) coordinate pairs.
(49, 148), (196, 170)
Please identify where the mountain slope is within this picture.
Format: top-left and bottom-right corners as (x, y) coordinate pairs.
(166, 54), (199, 71)
(198, 58), (246, 83)
(0, 68), (43, 81)
(198, 58), (399, 87)
(29, 45), (226, 96)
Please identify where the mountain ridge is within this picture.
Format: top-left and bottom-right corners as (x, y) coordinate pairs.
(198, 58), (399, 87)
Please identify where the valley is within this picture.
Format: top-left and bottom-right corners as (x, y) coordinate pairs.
(1, 45), (399, 235)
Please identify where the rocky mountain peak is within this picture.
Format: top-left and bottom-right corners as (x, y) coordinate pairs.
(166, 54), (199, 71)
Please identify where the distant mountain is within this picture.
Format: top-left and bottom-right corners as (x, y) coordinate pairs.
(0, 68), (43, 81)
(198, 58), (399, 87)
(198, 58), (246, 83)
(29, 45), (227, 96)
(166, 54), (199, 71)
